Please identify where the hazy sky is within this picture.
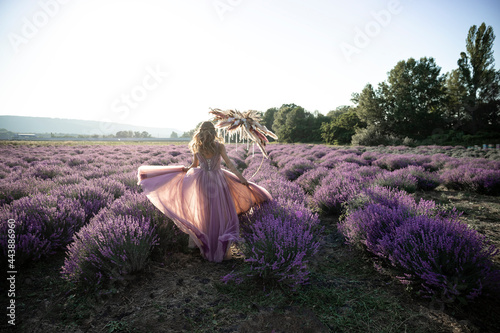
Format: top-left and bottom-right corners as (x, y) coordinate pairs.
(0, 0), (499, 133)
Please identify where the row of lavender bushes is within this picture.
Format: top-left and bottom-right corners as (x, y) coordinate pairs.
(0, 144), (195, 289)
(266, 144), (499, 302)
(340, 186), (499, 303)
(60, 192), (185, 288)
(1, 143), (499, 297)
(0, 142), (321, 291)
(224, 154), (323, 289)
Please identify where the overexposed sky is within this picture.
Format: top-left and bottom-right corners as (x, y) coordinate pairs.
(0, 0), (499, 133)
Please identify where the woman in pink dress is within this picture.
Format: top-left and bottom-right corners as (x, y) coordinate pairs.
(137, 121), (272, 262)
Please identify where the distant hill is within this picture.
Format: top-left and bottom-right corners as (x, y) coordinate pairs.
(0, 115), (183, 138)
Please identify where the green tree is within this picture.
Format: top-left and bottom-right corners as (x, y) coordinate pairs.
(272, 104), (305, 143)
(380, 57), (447, 139)
(352, 84), (385, 129)
(272, 104), (328, 143)
(263, 107), (277, 131)
(116, 130), (132, 138)
(170, 131), (178, 139)
(444, 68), (468, 129)
(326, 105), (351, 120)
(309, 110), (329, 142)
(321, 108), (365, 145)
(181, 131), (193, 138)
(457, 23), (499, 132)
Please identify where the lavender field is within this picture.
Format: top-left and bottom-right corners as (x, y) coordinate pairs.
(1, 141), (500, 332)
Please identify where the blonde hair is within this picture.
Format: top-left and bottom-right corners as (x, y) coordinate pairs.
(189, 121), (223, 155)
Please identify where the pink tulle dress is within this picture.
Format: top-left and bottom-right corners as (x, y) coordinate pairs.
(137, 143), (272, 262)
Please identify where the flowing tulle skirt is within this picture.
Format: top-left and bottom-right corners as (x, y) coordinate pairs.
(137, 165), (271, 262)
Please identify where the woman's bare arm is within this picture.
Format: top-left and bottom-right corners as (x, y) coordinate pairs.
(183, 154), (199, 172)
(220, 143), (248, 185)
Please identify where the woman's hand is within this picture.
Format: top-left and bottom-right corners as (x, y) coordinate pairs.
(221, 143), (249, 186)
(183, 155), (198, 173)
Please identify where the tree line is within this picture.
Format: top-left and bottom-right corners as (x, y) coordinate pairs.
(115, 131), (153, 138)
(260, 23), (499, 146)
(47, 131), (154, 139)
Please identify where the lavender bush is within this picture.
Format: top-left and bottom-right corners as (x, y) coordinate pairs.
(55, 174), (87, 185)
(235, 200), (322, 290)
(56, 182), (114, 221)
(0, 177), (55, 205)
(372, 169), (418, 193)
(235, 151), (323, 289)
(372, 154), (429, 170)
(0, 194), (85, 265)
(318, 152), (367, 168)
(91, 177), (127, 199)
(279, 157), (316, 181)
(240, 198), (320, 233)
(356, 165), (385, 180)
(339, 185), (440, 249)
(311, 170), (362, 215)
(30, 162), (69, 180)
(243, 154), (282, 184)
(405, 165), (441, 191)
(339, 184), (498, 302)
(240, 213), (320, 289)
(440, 165), (500, 195)
(339, 203), (414, 256)
(383, 215), (499, 302)
(111, 170), (143, 192)
(295, 166), (330, 194)
(360, 151), (379, 164)
(103, 191), (188, 254)
(345, 185), (437, 214)
(259, 178), (308, 205)
(61, 214), (158, 289)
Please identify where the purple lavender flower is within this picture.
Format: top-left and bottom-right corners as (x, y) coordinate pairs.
(384, 215), (499, 302)
(55, 182), (114, 221)
(404, 165), (441, 191)
(239, 207), (321, 290)
(339, 203), (413, 256)
(372, 169), (418, 193)
(295, 167), (330, 194)
(372, 153), (431, 171)
(441, 165), (500, 195)
(279, 158), (315, 181)
(0, 194), (85, 265)
(311, 170), (363, 215)
(61, 214), (158, 289)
